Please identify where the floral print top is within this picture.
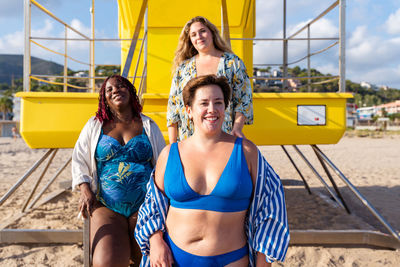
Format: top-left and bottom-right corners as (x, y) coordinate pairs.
(167, 52), (253, 141)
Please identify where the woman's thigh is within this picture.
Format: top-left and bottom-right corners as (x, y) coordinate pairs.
(128, 212), (142, 266)
(90, 205), (130, 267)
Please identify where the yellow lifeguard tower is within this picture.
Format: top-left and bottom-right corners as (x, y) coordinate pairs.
(17, 0), (352, 148)
(3, 0), (398, 264)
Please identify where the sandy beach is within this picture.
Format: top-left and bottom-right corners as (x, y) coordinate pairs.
(0, 134), (399, 266)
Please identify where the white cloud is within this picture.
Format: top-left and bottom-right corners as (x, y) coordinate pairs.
(66, 18), (92, 52)
(349, 65), (400, 88)
(0, 19), (56, 55)
(68, 19), (91, 38)
(347, 25), (400, 72)
(316, 63), (338, 75)
(255, 0), (281, 37)
(0, 30), (24, 54)
(385, 8), (400, 35)
(32, 19), (55, 37)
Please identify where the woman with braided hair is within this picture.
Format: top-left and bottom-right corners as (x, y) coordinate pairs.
(72, 74), (165, 267)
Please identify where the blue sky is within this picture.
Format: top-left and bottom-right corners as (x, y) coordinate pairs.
(1, 0), (400, 88)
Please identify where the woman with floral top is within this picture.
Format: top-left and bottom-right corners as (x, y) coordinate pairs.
(167, 16), (253, 142)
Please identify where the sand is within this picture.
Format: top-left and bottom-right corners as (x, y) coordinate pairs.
(0, 134), (399, 266)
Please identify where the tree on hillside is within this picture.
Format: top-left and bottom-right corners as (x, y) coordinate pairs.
(0, 83), (10, 91)
(0, 93), (13, 120)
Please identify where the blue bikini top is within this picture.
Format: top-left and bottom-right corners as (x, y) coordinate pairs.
(164, 138), (253, 212)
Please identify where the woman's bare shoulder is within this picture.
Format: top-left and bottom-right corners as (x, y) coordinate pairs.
(242, 138), (258, 156)
(154, 144), (172, 189)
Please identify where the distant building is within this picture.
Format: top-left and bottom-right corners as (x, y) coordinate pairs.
(376, 100), (400, 116)
(287, 78), (301, 91)
(360, 81), (371, 89)
(74, 71), (88, 77)
(356, 106), (377, 121)
(12, 94), (20, 122)
(256, 71), (269, 77)
(346, 103), (357, 128)
(253, 70), (268, 87)
(272, 70), (282, 78)
(360, 81), (378, 91)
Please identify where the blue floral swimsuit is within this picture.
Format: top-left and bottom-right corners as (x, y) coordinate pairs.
(95, 129), (153, 218)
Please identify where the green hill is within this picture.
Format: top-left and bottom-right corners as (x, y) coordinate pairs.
(0, 54), (65, 85)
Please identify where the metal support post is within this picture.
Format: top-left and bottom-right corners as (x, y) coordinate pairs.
(83, 213), (91, 267)
(312, 145), (351, 214)
(138, 61), (147, 101)
(22, 149), (58, 212)
(23, 0), (31, 92)
(27, 157), (71, 210)
(339, 0), (346, 92)
(281, 146), (312, 194)
(64, 26), (68, 92)
(0, 149), (54, 206)
(143, 6), (148, 93)
(90, 0), (95, 92)
(221, 0), (231, 48)
(307, 25), (311, 92)
(313, 146), (400, 242)
(122, 0), (148, 78)
(132, 31), (147, 86)
(292, 145), (345, 209)
(282, 0), (288, 90)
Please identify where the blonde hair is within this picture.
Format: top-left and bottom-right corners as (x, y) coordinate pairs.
(172, 16), (232, 73)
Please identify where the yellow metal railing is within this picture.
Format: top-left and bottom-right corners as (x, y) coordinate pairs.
(24, 0), (148, 94)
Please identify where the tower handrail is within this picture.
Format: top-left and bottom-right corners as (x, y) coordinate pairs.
(30, 76), (90, 90)
(121, 0), (148, 78)
(31, 0), (90, 40)
(30, 37), (144, 41)
(287, 41), (339, 66)
(221, 0), (231, 48)
(30, 39), (90, 66)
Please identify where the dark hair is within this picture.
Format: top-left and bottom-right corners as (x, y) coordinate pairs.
(182, 75), (231, 109)
(95, 75), (142, 122)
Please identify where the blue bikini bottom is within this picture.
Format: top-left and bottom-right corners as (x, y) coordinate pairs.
(164, 232), (248, 267)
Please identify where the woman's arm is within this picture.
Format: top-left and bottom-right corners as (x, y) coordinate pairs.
(71, 118), (99, 216)
(71, 118), (97, 190)
(168, 124), (178, 144)
(135, 145), (172, 265)
(230, 56), (253, 130)
(167, 71), (181, 143)
(78, 182), (96, 218)
(148, 146), (173, 266)
(243, 140), (289, 265)
(249, 151), (290, 264)
(242, 138), (258, 187)
(231, 112), (246, 138)
(149, 231), (174, 267)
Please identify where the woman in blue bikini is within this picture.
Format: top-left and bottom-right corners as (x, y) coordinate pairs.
(72, 75), (165, 267)
(135, 75), (289, 266)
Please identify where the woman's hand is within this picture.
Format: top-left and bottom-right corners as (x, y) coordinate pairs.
(256, 252), (272, 267)
(231, 127), (245, 138)
(149, 231), (174, 267)
(78, 182), (96, 218)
